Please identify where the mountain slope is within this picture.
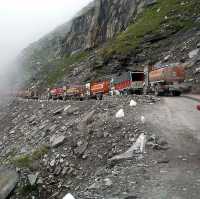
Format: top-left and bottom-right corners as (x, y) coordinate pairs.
(20, 0), (200, 92)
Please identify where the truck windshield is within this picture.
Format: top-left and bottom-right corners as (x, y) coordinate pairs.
(131, 73), (144, 81)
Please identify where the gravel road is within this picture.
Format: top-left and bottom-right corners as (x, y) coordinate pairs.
(139, 97), (200, 199)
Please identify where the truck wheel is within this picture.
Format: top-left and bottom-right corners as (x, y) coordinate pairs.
(154, 86), (160, 96)
(96, 93), (103, 100)
(123, 90), (128, 96)
(172, 91), (181, 96)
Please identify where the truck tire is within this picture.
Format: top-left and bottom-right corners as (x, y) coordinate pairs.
(123, 90), (128, 96)
(172, 91), (181, 96)
(154, 86), (160, 96)
(96, 93), (103, 100)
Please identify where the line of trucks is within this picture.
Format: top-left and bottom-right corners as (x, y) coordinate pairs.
(17, 63), (186, 100)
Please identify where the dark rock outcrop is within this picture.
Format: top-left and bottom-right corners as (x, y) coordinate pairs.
(62, 0), (144, 53)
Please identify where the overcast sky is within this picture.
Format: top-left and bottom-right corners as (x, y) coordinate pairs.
(0, 0), (92, 67)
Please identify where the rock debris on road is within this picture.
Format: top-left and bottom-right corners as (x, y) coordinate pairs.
(1, 96), (200, 199)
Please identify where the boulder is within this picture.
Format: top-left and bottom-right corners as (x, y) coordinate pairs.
(50, 135), (66, 148)
(63, 193), (75, 199)
(28, 172), (39, 186)
(0, 167), (18, 199)
(53, 107), (64, 115)
(188, 49), (199, 58)
(115, 109), (125, 118)
(130, 100), (137, 107)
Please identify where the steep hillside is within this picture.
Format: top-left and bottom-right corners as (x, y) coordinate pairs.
(20, 0), (200, 92)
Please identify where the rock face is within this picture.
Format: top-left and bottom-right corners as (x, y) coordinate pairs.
(19, 0), (149, 87)
(0, 167), (18, 199)
(62, 0), (143, 53)
(21, 0), (147, 61)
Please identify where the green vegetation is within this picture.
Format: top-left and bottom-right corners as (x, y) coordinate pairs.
(101, 0), (200, 58)
(19, 184), (38, 194)
(17, 184), (39, 199)
(32, 145), (49, 160)
(12, 145), (49, 168)
(45, 51), (89, 86)
(13, 155), (32, 168)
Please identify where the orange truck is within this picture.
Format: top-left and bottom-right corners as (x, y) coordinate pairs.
(63, 85), (85, 101)
(144, 63), (186, 96)
(86, 80), (110, 100)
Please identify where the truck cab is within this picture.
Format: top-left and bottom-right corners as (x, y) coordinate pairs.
(112, 71), (144, 94)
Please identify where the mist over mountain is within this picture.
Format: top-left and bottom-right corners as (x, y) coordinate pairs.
(0, 0), (93, 98)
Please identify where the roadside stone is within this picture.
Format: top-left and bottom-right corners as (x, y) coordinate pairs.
(145, 0), (157, 6)
(64, 105), (71, 112)
(115, 109), (125, 118)
(104, 178), (113, 186)
(50, 159), (56, 167)
(152, 144), (169, 150)
(189, 49), (199, 58)
(78, 110), (95, 131)
(62, 167), (69, 176)
(28, 172), (39, 186)
(53, 107), (64, 115)
(63, 193), (75, 199)
(50, 135), (66, 148)
(37, 177), (43, 184)
(124, 196), (138, 199)
(88, 182), (101, 190)
(54, 165), (62, 176)
(157, 159), (170, 164)
(82, 110), (95, 125)
(74, 141), (88, 156)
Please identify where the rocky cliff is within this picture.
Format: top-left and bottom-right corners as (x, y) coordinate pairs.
(62, 0), (149, 53)
(20, 0), (157, 86)
(20, 0), (200, 92)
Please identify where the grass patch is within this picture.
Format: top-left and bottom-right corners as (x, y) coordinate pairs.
(19, 184), (38, 198)
(42, 51), (89, 86)
(32, 145), (49, 160)
(12, 145), (49, 168)
(101, 0), (200, 58)
(13, 155), (32, 168)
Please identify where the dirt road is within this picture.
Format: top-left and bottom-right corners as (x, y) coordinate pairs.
(140, 97), (200, 199)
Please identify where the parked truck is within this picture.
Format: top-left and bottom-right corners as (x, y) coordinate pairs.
(111, 71), (144, 94)
(48, 87), (64, 100)
(144, 63), (186, 96)
(48, 80), (109, 101)
(63, 85), (85, 101)
(16, 86), (39, 99)
(86, 80), (110, 100)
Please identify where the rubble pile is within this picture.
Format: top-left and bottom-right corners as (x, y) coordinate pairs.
(0, 95), (162, 199)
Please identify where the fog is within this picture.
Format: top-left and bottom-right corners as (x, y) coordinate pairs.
(0, 0), (92, 99)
